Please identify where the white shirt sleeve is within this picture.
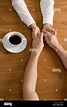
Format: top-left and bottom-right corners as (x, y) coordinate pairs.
(40, 0), (54, 26)
(11, 0), (35, 27)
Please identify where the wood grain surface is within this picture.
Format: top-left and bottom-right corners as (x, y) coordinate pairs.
(0, 0), (67, 100)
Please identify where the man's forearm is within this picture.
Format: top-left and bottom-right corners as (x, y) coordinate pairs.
(40, 0), (54, 26)
(53, 43), (67, 69)
(11, 0), (35, 27)
(23, 52), (39, 92)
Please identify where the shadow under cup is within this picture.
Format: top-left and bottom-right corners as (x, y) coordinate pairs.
(8, 34), (22, 45)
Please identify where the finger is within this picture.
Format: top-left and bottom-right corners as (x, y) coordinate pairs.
(44, 30), (52, 36)
(40, 32), (44, 42)
(43, 33), (46, 40)
(43, 33), (47, 41)
(42, 29), (52, 41)
(55, 29), (57, 36)
(38, 30), (40, 35)
(37, 30), (40, 39)
(44, 34), (50, 45)
(44, 31), (52, 41)
(42, 30), (48, 40)
(42, 29), (47, 33)
(51, 28), (56, 35)
(43, 32), (47, 37)
(51, 29), (57, 36)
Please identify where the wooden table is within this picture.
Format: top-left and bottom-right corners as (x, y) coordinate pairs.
(0, 0), (67, 100)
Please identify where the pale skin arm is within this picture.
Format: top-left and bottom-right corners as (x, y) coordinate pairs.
(23, 32), (44, 100)
(43, 31), (67, 69)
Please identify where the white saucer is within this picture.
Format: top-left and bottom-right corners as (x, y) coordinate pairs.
(2, 31), (27, 53)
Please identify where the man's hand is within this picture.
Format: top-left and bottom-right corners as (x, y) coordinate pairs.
(30, 23), (40, 39)
(42, 23), (56, 35)
(32, 32), (44, 57)
(43, 30), (59, 49)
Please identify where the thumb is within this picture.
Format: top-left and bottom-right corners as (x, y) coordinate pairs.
(51, 28), (56, 35)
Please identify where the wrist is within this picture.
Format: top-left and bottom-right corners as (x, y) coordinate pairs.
(29, 23), (37, 30)
(53, 43), (67, 57)
(43, 23), (51, 27)
(31, 51), (39, 59)
(52, 43), (61, 51)
(52, 43), (60, 50)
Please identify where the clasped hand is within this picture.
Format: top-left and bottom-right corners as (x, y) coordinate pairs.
(31, 24), (58, 57)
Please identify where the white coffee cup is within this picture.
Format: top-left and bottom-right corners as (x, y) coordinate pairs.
(2, 31), (27, 53)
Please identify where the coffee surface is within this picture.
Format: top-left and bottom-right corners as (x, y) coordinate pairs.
(9, 35), (21, 45)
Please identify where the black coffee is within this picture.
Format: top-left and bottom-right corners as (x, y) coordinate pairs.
(9, 35), (22, 45)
